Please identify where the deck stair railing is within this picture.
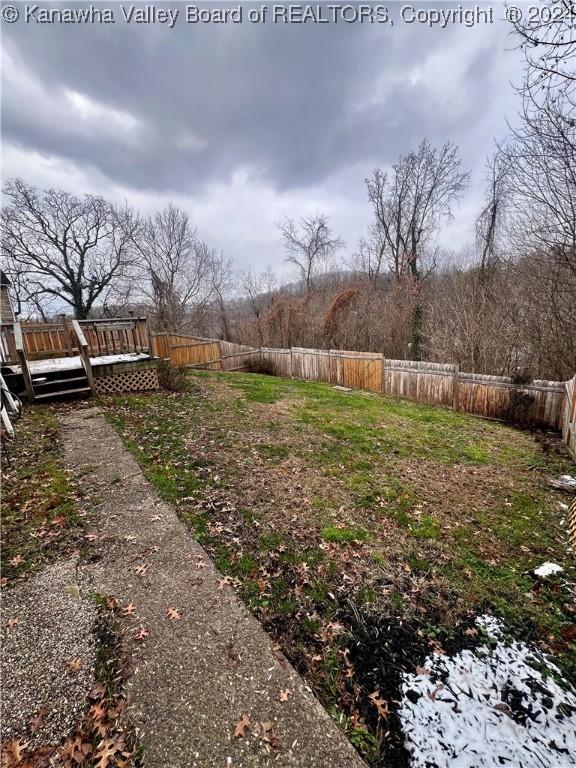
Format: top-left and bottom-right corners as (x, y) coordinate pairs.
(13, 323), (34, 400)
(71, 320), (95, 393)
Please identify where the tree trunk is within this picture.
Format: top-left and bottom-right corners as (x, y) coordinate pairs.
(411, 303), (423, 361)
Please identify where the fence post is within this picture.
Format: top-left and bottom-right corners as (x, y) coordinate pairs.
(452, 365), (460, 411)
(381, 356), (386, 395)
(145, 313), (153, 355)
(290, 347), (294, 379)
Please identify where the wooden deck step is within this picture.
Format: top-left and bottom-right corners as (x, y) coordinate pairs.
(32, 376), (88, 387)
(34, 387), (92, 400)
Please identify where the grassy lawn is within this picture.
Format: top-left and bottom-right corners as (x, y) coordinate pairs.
(1, 406), (85, 585)
(104, 370), (575, 766)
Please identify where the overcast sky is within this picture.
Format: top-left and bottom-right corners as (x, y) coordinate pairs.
(1, 1), (525, 278)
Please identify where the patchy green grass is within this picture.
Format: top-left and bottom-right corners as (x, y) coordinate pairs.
(104, 370), (576, 763)
(322, 525), (371, 543)
(1, 406), (84, 584)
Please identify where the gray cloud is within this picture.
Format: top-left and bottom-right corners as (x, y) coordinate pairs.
(2, 2), (524, 270)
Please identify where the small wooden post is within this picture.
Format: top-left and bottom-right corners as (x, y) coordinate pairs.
(62, 315), (73, 357)
(14, 323), (34, 401)
(145, 314), (154, 356)
(452, 364), (460, 411)
(381, 356), (386, 395)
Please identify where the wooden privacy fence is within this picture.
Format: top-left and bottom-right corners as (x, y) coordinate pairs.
(151, 333), (222, 370)
(1, 319), (570, 446)
(383, 359), (456, 407)
(563, 375), (576, 457)
(220, 340), (262, 372)
(151, 335), (573, 443)
(331, 350), (383, 392)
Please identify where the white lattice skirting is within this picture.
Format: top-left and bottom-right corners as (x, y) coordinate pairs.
(95, 369), (159, 395)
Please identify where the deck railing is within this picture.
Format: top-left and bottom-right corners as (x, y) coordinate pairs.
(79, 318), (150, 357)
(0, 317), (151, 364)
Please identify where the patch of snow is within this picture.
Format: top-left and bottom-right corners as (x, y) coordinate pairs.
(10, 352), (151, 376)
(90, 353), (150, 366)
(399, 615), (576, 768)
(475, 614), (504, 638)
(533, 562), (564, 578)
(559, 475), (576, 488)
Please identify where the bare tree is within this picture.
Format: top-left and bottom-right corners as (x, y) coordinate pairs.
(132, 204), (216, 332)
(475, 152), (511, 272)
(209, 250), (233, 340)
(502, 97), (576, 261)
(498, 95), (576, 379)
(240, 268), (277, 345)
(509, 0), (576, 107)
(1, 179), (137, 319)
(279, 214), (344, 292)
(363, 140), (469, 358)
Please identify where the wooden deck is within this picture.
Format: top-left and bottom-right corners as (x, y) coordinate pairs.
(6, 352), (152, 376)
(1, 318), (159, 401)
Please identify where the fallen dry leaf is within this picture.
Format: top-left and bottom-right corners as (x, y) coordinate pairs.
(427, 684), (445, 701)
(368, 691), (390, 720)
(90, 700), (107, 722)
(135, 626), (150, 641)
(165, 607), (182, 621)
(89, 682), (106, 700)
(428, 639), (446, 655)
(233, 714), (250, 738)
(415, 666), (431, 676)
(464, 627), (479, 637)
(4, 738), (27, 763)
(59, 736), (92, 764)
(5, 617), (20, 630)
(254, 721), (282, 750)
(494, 702), (514, 718)
(65, 658), (82, 674)
(122, 603), (137, 616)
(134, 564), (148, 577)
(278, 688), (292, 702)
(217, 576), (232, 590)
(94, 736), (120, 768)
(9, 555), (23, 567)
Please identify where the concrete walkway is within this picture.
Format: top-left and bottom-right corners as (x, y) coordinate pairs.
(60, 407), (366, 768)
